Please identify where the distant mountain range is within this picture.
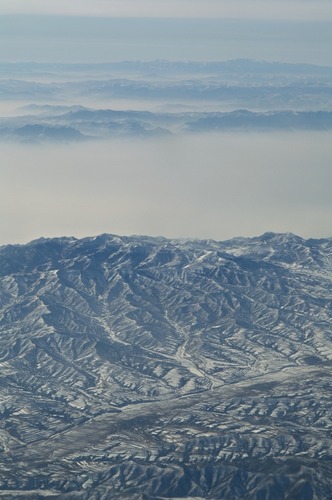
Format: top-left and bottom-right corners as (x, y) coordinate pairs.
(2, 59), (332, 80)
(1, 58), (331, 142)
(0, 232), (331, 498)
(1, 107), (332, 142)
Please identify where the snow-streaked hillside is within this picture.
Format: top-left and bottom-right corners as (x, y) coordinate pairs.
(0, 232), (331, 498)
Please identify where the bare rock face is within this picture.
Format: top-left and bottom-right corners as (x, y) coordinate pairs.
(0, 232), (331, 498)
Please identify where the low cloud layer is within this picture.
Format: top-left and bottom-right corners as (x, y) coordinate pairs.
(1, 131), (331, 245)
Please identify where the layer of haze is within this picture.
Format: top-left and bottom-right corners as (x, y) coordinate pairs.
(1, 16), (331, 66)
(1, 132), (331, 245)
(3, 0), (332, 21)
(1, 4), (331, 245)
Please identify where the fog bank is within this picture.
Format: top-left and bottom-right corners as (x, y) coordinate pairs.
(0, 131), (331, 245)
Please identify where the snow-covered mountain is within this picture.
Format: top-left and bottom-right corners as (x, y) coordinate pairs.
(0, 232), (332, 498)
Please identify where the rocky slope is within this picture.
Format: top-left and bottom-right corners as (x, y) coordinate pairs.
(0, 232), (331, 498)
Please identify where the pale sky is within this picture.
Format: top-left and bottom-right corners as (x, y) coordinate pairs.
(1, 0), (331, 65)
(1, 0), (332, 21)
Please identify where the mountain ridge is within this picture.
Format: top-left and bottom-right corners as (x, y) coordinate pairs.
(0, 232), (331, 498)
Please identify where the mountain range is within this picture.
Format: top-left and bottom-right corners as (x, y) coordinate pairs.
(1, 59), (332, 142)
(1, 108), (332, 143)
(0, 232), (331, 498)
